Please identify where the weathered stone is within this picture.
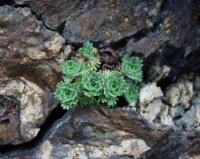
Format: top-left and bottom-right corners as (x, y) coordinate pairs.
(175, 106), (197, 129)
(170, 105), (184, 119)
(160, 105), (175, 127)
(0, 5), (64, 78)
(140, 99), (164, 124)
(166, 80), (193, 109)
(0, 5), (62, 145)
(0, 95), (20, 145)
(145, 65), (170, 82)
(16, 0), (164, 43)
(34, 106), (157, 159)
(0, 0), (199, 158)
(0, 77), (56, 144)
(139, 83), (163, 106)
(126, 0), (200, 57)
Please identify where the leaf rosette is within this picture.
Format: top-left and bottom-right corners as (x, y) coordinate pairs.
(54, 81), (78, 109)
(124, 83), (139, 103)
(103, 70), (126, 98)
(122, 55), (143, 82)
(61, 59), (83, 77)
(81, 71), (102, 97)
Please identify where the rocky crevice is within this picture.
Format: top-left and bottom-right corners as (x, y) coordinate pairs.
(0, 0), (199, 158)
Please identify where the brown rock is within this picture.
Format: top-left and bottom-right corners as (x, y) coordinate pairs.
(16, 0), (163, 43)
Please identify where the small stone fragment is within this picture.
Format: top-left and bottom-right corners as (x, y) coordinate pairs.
(139, 83), (163, 106)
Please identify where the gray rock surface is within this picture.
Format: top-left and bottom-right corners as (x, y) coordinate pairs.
(139, 83), (163, 107)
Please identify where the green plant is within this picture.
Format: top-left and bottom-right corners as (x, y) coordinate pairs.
(122, 55), (143, 82)
(55, 41), (143, 109)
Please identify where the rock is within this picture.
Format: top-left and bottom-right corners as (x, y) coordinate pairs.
(0, 77), (56, 144)
(189, 155), (200, 159)
(0, 0), (199, 158)
(194, 75), (200, 91)
(140, 130), (200, 159)
(146, 65), (170, 83)
(0, 5), (65, 78)
(175, 106), (196, 129)
(160, 105), (175, 127)
(140, 98), (175, 127)
(195, 105), (200, 128)
(16, 0), (163, 43)
(126, 0), (200, 57)
(189, 96), (200, 128)
(139, 83), (163, 106)
(0, 5), (63, 145)
(166, 80), (193, 109)
(170, 105), (184, 119)
(140, 99), (164, 124)
(34, 106), (155, 159)
(0, 95), (20, 145)
(56, 45), (73, 65)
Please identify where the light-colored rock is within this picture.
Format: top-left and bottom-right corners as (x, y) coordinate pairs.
(37, 137), (150, 159)
(195, 105), (200, 127)
(192, 97), (200, 127)
(43, 33), (65, 54)
(140, 99), (164, 123)
(38, 141), (53, 159)
(0, 77), (48, 142)
(166, 81), (193, 109)
(56, 45), (73, 65)
(160, 106), (175, 127)
(189, 155), (200, 159)
(139, 82), (163, 106)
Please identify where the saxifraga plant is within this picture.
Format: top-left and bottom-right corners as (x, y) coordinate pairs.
(55, 41), (143, 109)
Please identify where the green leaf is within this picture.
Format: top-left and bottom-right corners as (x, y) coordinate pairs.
(61, 59), (84, 77)
(55, 41), (143, 110)
(102, 70), (126, 98)
(81, 71), (103, 97)
(122, 55), (143, 82)
(99, 95), (117, 108)
(79, 96), (96, 106)
(124, 83), (139, 104)
(79, 41), (96, 58)
(54, 81), (78, 110)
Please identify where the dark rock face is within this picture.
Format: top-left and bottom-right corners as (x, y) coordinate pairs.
(0, 5), (64, 145)
(0, 0), (200, 159)
(16, 0), (164, 43)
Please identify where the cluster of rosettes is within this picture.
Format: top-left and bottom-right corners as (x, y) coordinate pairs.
(55, 41), (143, 110)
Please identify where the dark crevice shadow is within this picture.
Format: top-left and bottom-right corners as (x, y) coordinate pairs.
(0, 0), (15, 6)
(0, 105), (66, 154)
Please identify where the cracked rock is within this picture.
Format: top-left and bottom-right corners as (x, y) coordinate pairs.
(0, 5), (65, 75)
(35, 106), (153, 159)
(0, 77), (56, 144)
(139, 82), (163, 106)
(166, 80), (193, 109)
(16, 0), (163, 43)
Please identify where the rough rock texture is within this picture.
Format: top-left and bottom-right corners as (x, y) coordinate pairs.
(0, 78), (56, 144)
(36, 106), (153, 159)
(15, 0), (164, 43)
(0, 0), (200, 158)
(139, 83), (163, 106)
(166, 80), (193, 109)
(0, 5), (63, 145)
